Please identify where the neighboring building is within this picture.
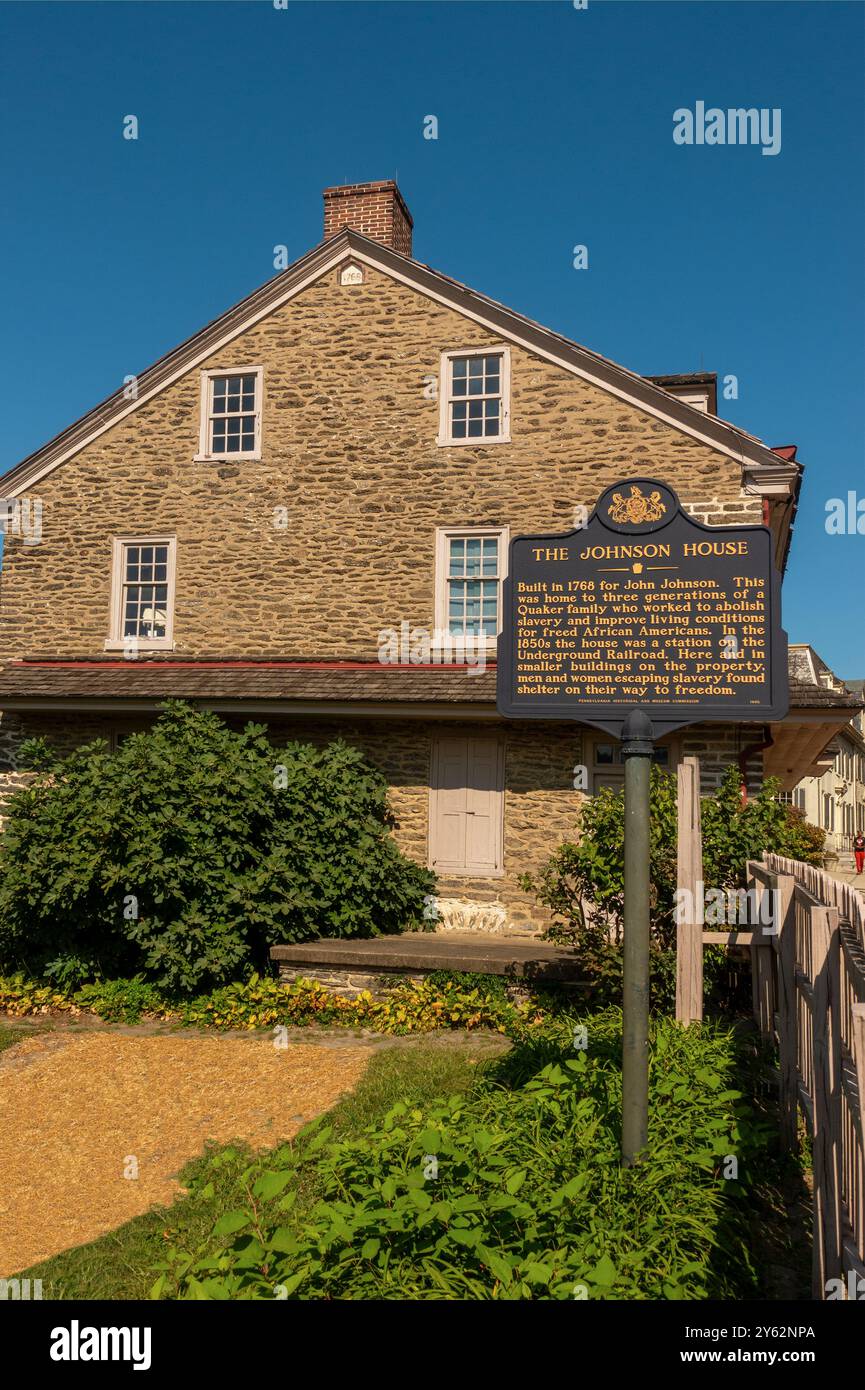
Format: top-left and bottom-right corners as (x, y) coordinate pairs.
(0, 180), (859, 932)
(780, 655), (865, 855)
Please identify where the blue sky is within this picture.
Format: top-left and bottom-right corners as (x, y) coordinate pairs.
(0, 0), (862, 676)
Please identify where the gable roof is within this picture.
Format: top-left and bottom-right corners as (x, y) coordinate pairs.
(2, 229), (801, 499)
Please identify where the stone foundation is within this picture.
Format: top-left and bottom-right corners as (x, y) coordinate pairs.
(277, 963), (428, 1000)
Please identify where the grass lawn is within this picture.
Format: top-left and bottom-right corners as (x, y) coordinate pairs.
(0, 1022), (51, 1052)
(15, 1042), (489, 1300)
(15, 1017), (812, 1301)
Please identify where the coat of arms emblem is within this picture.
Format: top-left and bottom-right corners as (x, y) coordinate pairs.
(607, 484), (667, 526)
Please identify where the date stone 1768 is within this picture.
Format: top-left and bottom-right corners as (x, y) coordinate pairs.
(496, 478), (789, 737)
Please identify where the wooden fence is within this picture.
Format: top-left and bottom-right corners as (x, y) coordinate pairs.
(746, 854), (865, 1300)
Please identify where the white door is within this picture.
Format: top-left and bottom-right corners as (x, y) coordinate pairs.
(430, 735), (504, 875)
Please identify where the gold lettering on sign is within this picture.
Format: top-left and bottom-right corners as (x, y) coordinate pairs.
(513, 541), (770, 707)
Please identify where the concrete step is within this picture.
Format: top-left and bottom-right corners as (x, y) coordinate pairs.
(270, 931), (582, 981)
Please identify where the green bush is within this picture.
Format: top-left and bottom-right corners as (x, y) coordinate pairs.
(521, 766), (679, 950)
(151, 1012), (766, 1300)
(701, 768), (825, 888)
(520, 766), (823, 1007)
(0, 702), (434, 994)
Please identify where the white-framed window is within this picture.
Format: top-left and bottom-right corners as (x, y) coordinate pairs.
(586, 736), (679, 795)
(437, 348), (511, 445)
(434, 526), (508, 646)
(196, 367), (263, 460)
(106, 536), (177, 651)
(822, 793), (835, 831)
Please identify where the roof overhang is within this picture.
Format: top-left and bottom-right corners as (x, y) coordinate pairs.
(765, 709), (861, 790)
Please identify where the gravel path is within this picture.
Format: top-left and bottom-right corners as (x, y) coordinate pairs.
(0, 1031), (373, 1276)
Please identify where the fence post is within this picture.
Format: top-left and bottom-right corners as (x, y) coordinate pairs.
(853, 1002), (865, 1272)
(749, 866), (776, 1041)
(774, 873), (798, 1153)
(676, 756), (702, 1024)
(811, 904), (842, 1299)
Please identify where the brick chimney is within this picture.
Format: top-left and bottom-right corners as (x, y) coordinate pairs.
(322, 180), (413, 257)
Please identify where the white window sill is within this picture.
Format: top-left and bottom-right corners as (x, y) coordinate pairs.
(429, 865), (505, 879)
(429, 642), (499, 659)
(193, 453), (261, 463)
(435, 435), (511, 448)
(104, 639), (175, 653)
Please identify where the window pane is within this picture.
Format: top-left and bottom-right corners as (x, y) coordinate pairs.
(448, 539), (465, 575)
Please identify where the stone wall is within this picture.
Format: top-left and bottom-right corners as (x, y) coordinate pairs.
(276, 963), (427, 1000)
(0, 262), (759, 662)
(0, 707), (763, 932)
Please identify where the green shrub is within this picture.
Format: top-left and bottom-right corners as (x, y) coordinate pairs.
(75, 976), (164, 1024)
(701, 768), (824, 887)
(521, 766), (823, 1008)
(151, 1012), (766, 1300)
(0, 702), (434, 994)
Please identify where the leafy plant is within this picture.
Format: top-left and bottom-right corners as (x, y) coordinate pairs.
(520, 767), (679, 951)
(0, 702), (434, 994)
(701, 771), (824, 886)
(150, 1012), (768, 1301)
(520, 766), (823, 1009)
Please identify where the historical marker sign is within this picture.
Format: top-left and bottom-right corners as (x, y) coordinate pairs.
(497, 478), (788, 736)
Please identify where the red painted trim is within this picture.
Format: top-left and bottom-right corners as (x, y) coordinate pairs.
(14, 659), (497, 672)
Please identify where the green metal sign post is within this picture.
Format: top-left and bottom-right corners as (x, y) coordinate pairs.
(621, 709), (653, 1166)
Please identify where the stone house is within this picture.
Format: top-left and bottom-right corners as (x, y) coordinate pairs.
(0, 180), (858, 933)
